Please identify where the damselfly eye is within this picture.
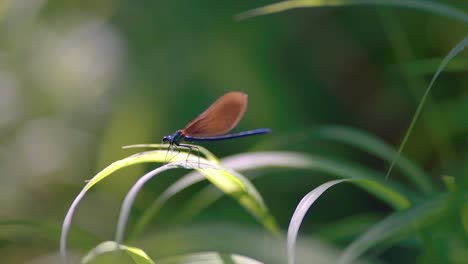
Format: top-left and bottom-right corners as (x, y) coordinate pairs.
(162, 136), (171, 143)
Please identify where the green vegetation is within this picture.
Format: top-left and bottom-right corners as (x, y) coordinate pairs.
(1, 0), (467, 263)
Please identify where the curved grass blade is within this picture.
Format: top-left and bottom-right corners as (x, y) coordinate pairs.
(62, 147), (277, 262)
(158, 251), (263, 264)
(137, 223), (368, 264)
(81, 240), (154, 264)
(123, 143), (220, 163)
(256, 125), (431, 193)
(172, 152), (328, 222)
(337, 194), (448, 264)
(287, 179), (347, 264)
(116, 158), (278, 246)
(61, 145), (214, 262)
(132, 152), (412, 240)
(235, 0), (468, 24)
(178, 154), (416, 219)
(225, 152), (414, 208)
(386, 36), (468, 179)
(311, 126), (432, 193)
(131, 151), (312, 239)
(286, 178), (404, 264)
(129, 169), (209, 240)
(61, 149), (173, 262)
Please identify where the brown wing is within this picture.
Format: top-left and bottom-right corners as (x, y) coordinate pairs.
(181, 91), (248, 137)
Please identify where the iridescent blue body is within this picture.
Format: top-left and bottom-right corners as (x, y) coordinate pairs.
(162, 128), (271, 146)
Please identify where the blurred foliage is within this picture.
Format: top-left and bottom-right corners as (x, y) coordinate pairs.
(0, 0), (467, 263)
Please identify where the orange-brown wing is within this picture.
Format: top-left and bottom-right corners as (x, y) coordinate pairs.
(181, 91), (248, 137)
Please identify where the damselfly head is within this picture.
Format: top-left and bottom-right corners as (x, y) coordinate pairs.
(162, 135), (172, 144)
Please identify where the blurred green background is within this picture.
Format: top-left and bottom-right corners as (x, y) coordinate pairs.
(1, 0), (467, 263)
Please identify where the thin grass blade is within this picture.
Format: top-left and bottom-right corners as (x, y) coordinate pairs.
(311, 126), (432, 193)
(386, 36), (468, 179)
(401, 57), (468, 76)
(235, 0), (468, 24)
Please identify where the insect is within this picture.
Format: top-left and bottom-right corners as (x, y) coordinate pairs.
(162, 91), (271, 161)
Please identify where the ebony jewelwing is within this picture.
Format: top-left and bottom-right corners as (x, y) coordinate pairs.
(162, 91), (271, 157)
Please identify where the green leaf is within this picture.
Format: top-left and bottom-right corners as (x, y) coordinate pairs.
(157, 252), (263, 264)
(132, 152), (412, 240)
(338, 194), (449, 264)
(461, 203), (468, 236)
(122, 144), (219, 163)
(441, 175), (456, 192)
(62, 148), (171, 262)
(235, 0), (468, 24)
(177, 152), (412, 214)
(131, 151), (313, 239)
(133, 222), (354, 264)
(61, 146), (277, 262)
(81, 241), (154, 264)
(115, 158), (278, 246)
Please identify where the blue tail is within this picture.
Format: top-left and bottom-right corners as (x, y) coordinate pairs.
(184, 128), (271, 142)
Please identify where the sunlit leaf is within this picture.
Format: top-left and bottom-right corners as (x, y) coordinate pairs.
(122, 144), (220, 163)
(61, 149), (171, 262)
(115, 158), (278, 245)
(81, 241), (154, 264)
(131, 151), (311, 239)
(132, 152), (412, 240)
(62, 146), (277, 262)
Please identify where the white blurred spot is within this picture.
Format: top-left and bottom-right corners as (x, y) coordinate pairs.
(15, 119), (91, 182)
(29, 18), (123, 110)
(16, 119), (70, 177)
(1, 0), (45, 25)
